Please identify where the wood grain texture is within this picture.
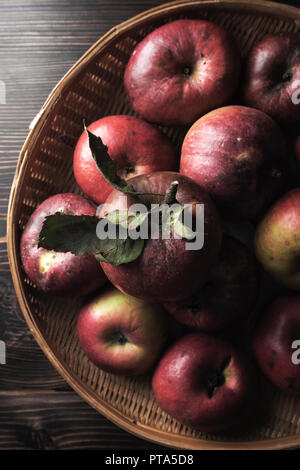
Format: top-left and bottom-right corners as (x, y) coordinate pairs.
(0, 0), (167, 450)
(0, 391), (164, 450)
(0, 0), (299, 451)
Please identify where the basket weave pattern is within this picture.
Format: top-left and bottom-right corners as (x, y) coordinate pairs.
(7, 1), (300, 449)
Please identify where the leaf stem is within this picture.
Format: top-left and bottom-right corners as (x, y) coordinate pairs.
(163, 181), (179, 205)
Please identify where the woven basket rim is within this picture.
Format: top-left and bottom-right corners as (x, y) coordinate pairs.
(7, 0), (300, 450)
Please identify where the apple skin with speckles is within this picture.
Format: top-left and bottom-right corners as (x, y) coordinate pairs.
(20, 193), (106, 296)
(180, 105), (286, 220)
(77, 287), (168, 376)
(254, 188), (300, 290)
(243, 33), (300, 126)
(98, 171), (222, 303)
(152, 333), (258, 431)
(253, 296), (300, 393)
(73, 115), (177, 205)
(124, 19), (240, 126)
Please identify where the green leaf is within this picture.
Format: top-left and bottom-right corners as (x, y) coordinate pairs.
(172, 206), (196, 240)
(85, 126), (164, 198)
(104, 209), (149, 230)
(85, 126), (137, 195)
(38, 213), (144, 266)
(173, 217), (196, 240)
(128, 211), (149, 230)
(104, 210), (134, 227)
(38, 213), (100, 255)
(95, 237), (144, 266)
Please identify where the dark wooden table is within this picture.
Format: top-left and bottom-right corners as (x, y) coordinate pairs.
(0, 0), (298, 451)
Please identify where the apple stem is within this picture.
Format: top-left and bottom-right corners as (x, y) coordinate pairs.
(163, 181), (179, 205)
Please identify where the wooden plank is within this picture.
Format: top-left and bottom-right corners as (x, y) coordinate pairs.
(0, 391), (161, 449)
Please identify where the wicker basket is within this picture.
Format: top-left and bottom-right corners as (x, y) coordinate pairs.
(7, 0), (300, 450)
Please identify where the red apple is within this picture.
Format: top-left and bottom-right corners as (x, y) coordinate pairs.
(254, 188), (300, 290)
(124, 19), (240, 126)
(253, 295), (300, 393)
(73, 115), (177, 204)
(180, 105), (286, 219)
(20, 193), (106, 296)
(99, 171), (222, 302)
(163, 237), (258, 331)
(243, 33), (300, 125)
(77, 286), (167, 375)
(152, 332), (258, 432)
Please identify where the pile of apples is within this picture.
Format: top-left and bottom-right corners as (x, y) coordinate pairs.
(20, 19), (300, 433)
